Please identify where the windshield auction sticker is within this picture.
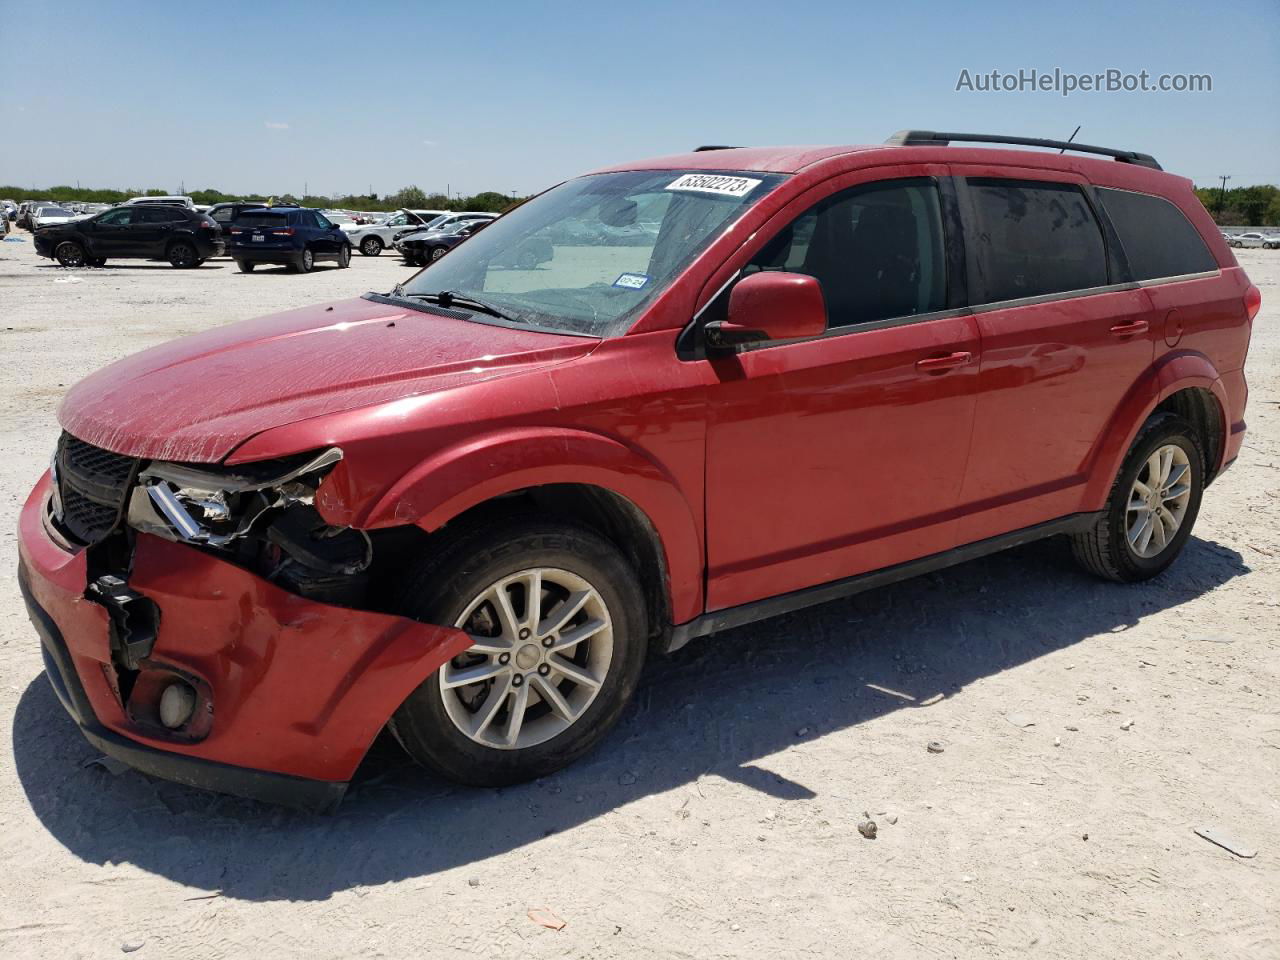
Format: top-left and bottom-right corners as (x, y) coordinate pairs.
(613, 272), (651, 289)
(665, 174), (762, 198)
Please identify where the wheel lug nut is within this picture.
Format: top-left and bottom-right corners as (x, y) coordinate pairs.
(498, 653), (510, 665)
(537, 664), (550, 676)
(542, 635), (554, 647)
(519, 628), (531, 640)
(512, 674), (524, 687)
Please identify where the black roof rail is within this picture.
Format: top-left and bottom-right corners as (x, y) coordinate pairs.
(693, 144), (738, 152)
(884, 130), (1162, 170)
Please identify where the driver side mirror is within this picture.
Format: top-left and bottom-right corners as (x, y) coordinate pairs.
(705, 271), (827, 350)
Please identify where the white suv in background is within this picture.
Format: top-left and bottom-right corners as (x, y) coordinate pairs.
(122, 195), (196, 209)
(342, 208), (449, 256)
(391, 211), (499, 255)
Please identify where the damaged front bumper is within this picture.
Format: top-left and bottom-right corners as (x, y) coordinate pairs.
(18, 473), (471, 812)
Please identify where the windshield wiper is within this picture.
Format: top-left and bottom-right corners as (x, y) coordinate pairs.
(405, 290), (516, 323)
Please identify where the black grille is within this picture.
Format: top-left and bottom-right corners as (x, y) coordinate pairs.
(54, 432), (140, 545)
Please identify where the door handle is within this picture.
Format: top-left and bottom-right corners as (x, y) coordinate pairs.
(1109, 319), (1149, 337)
(915, 351), (972, 372)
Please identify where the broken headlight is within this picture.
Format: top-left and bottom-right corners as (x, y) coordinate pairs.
(127, 447), (373, 601)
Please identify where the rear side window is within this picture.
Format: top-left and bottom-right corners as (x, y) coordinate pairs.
(237, 212), (288, 228)
(1096, 188), (1217, 281)
(966, 179), (1107, 303)
(210, 206), (234, 222)
(747, 178), (947, 328)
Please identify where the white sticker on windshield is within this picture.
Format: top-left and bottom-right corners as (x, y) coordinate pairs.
(665, 173), (762, 198)
(614, 272), (650, 290)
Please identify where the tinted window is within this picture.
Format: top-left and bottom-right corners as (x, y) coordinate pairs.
(1097, 188), (1217, 281)
(98, 209), (133, 225)
(210, 206), (234, 222)
(311, 212), (331, 229)
(967, 179), (1107, 302)
(745, 179), (947, 328)
(237, 212), (288, 228)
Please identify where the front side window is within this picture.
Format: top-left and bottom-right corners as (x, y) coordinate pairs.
(402, 169), (787, 336)
(966, 179), (1108, 302)
(744, 179), (947, 328)
(98, 209), (132, 226)
(1097, 188), (1217, 281)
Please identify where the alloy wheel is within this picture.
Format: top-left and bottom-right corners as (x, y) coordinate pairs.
(1126, 443), (1192, 558)
(439, 567), (614, 750)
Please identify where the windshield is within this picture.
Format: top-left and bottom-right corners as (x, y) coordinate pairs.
(400, 169), (786, 336)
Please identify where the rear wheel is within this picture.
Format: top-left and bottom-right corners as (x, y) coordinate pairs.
(389, 519), (647, 787)
(1071, 413), (1204, 582)
(168, 242), (197, 268)
(54, 241), (86, 268)
(237, 260), (256, 273)
(296, 247), (315, 273)
(360, 236), (383, 256)
(429, 245), (447, 262)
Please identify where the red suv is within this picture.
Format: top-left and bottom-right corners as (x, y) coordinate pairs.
(18, 131), (1259, 810)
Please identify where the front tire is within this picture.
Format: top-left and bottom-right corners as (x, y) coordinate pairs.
(54, 241), (86, 268)
(390, 519), (648, 787)
(1071, 413), (1204, 582)
(360, 236), (383, 256)
(429, 245), (447, 262)
(338, 244), (351, 268)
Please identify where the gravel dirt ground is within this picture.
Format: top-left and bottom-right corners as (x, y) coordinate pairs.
(0, 233), (1276, 960)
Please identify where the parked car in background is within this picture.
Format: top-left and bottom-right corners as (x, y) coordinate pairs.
(1, 210), (8, 237)
(207, 202), (270, 240)
(397, 218), (496, 265)
(344, 208), (447, 256)
(229, 207), (351, 273)
(2, 200), (17, 221)
(1228, 232), (1266, 248)
(392, 211), (498, 251)
(122, 195), (195, 209)
(18, 201), (55, 229)
(31, 205), (77, 229)
(33, 204), (224, 267)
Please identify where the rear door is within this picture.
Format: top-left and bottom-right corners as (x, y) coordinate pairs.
(703, 172), (982, 610)
(126, 206), (173, 255)
(84, 208), (134, 254)
(952, 169), (1156, 543)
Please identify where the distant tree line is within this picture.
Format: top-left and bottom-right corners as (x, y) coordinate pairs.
(1193, 183), (1280, 226)
(0, 183), (532, 213)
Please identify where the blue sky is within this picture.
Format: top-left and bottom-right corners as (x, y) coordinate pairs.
(2, 0), (1276, 196)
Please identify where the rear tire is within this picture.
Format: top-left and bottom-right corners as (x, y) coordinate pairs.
(237, 260), (256, 273)
(389, 518), (648, 787)
(429, 246), (447, 262)
(296, 247), (314, 273)
(1071, 413), (1204, 582)
(360, 236), (383, 256)
(54, 241), (86, 268)
(168, 242), (197, 268)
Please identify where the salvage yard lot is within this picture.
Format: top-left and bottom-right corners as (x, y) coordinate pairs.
(0, 238), (1276, 959)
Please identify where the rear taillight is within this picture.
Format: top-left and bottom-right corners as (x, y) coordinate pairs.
(1244, 284), (1261, 322)
(270, 228), (295, 236)
(229, 228), (243, 235)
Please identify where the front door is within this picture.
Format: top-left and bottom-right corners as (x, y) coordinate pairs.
(703, 176), (982, 611)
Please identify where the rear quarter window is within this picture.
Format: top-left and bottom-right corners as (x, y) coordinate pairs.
(1096, 187), (1217, 281)
(966, 179), (1108, 303)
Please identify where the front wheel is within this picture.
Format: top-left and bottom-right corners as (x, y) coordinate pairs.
(360, 236), (383, 256)
(1071, 413), (1204, 582)
(338, 244), (351, 268)
(54, 241), (87, 268)
(389, 520), (648, 786)
(429, 246), (447, 262)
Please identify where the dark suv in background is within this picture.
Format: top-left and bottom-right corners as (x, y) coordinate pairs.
(230, 207), (352, 273)
(33, 205), (224, 268)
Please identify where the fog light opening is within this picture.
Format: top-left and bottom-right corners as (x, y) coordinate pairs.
(159, 681), (197, 730)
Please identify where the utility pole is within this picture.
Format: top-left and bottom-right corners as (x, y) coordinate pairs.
(1216, 174), (1231, 219)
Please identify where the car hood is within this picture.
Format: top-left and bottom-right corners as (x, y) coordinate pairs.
(58, 296), (599, 463)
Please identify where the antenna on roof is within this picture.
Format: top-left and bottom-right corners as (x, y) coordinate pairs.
(1059, 125), (1081, 153)
(694, 145), (737, 152)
